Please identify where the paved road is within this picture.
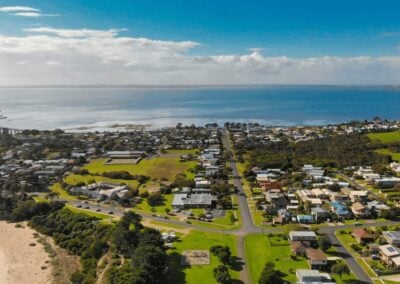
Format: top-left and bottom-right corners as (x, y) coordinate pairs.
(222, 128), (260, 284)
(319, 221), (400, 284)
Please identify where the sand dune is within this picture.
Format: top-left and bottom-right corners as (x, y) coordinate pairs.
(0, 221), (52, 284)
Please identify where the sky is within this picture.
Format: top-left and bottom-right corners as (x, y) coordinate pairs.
(1, 0), (400, 85)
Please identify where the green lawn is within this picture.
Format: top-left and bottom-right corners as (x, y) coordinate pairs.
(367, 130), (400, 144)
(50, 183), (78, 201)
(64, 174), (140, 189)
(376, 149), (400, 162)
(84, 156), (197, 181)
(133, 193), (174, 215)
(245, 234), (308, 284)
(168, 231), (239, 284)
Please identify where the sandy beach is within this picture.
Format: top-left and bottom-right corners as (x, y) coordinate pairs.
(0, 221), (53, 284)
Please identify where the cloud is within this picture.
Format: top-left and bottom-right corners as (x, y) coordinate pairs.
(0, 6), (39, 12)
(24, 27), (123, 38)
(13, 12), (58, 17)
(1, 27), (400, 85)
(0, 6), (58, 17)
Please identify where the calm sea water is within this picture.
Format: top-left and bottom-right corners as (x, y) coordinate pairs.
(0, 86), (399, 130)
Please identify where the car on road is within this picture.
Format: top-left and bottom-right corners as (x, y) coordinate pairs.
(84, 206), (90, 209)
(96, 209), (101, 212)
(108, 211), (114, 214)
(76, 205), (82, 208)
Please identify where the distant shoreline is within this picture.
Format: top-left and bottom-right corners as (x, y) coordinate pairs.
(0, 84), (400, 89)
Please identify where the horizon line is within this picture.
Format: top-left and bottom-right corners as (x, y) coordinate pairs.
(1, 84), (400, 89)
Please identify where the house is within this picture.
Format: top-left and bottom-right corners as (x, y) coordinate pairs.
(171, 193), (217, 209)
(351, 202), (370, 218)
(296, 269), (334, 284)
(382, 231), (400, 246)
(305, 248), (327, 268)
(265, 192), (288, 208)
(205, 165), (219, 176)
(311, 207), (330, 222)
(379, 244), (400, 264)
(290, 241), (307, 256)
(289, 231), (317, 243)
(297, 215), (314, 224)
(375, 177), (400, 189)
(330, 201), (352, 219)
(348, 190), (369, 203)
(352, 229), (375, 243)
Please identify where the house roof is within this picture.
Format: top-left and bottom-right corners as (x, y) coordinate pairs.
(306, 248), (327, 261)
(352, 229), (374, 239)
(291, 241), (306, 251)
(352, 202), (366, 211)
(289, 231), (317, 238)
(379, 244), (400, 257)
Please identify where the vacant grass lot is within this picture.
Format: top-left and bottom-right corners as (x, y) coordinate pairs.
(376, 148), (400, 162)
(84, 156), (197, 181)
(168, 231), (239, 284)
(245, 234), (308, 284)
(367, 130), (400, 144)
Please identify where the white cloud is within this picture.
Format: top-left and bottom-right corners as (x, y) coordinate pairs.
(0, 6), (58, 17)
(24, 27), (123, 38)
(13, 12), (58, 17)
(0, 6), (39, 12)
(1, 27), (400, 85)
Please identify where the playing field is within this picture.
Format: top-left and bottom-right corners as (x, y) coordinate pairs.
(84, 155), (197, 181)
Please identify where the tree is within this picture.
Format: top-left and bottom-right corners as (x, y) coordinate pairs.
(213, 265), (231, 284)
(331, 262), (350, 279)
(258, 262), (283, 284)
(210, 245), (231, 264)
(147, 192), (164, 207)
(318, 235), (332, 251)
(229, 212), (235, 224)
(131, 245), (167, 284)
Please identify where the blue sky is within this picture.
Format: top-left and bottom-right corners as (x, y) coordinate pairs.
(2, 0), (400, 56)
(1, 1), (400, 85)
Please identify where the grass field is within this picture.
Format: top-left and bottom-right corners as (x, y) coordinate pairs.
(84, 155), (197, 181)
(64, 174), (140, 189)
(367, 131), (400, 144)
(50, 183), (78, 201)
(376, 149), (400, 162)
(168, 231), (239, 284)
(245, 234), (308, 284)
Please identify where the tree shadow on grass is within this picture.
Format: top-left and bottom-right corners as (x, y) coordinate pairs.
(166, 252), (187, 284)
(228, 256), (245, 272)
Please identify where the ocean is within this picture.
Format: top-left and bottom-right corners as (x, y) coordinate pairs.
(1, 86), (400, 131)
